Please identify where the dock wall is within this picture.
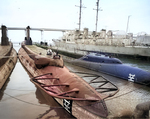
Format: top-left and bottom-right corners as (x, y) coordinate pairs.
(54, 42), (150, 58)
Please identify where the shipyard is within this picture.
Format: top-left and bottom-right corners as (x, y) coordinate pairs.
(1, 0), (150, 119)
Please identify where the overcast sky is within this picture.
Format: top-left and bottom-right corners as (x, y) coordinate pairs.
(0, 0), (150, 43)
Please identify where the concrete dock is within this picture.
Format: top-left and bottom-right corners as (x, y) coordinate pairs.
(53, 42), (150, 58)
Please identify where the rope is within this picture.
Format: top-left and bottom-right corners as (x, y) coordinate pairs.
(0, 53), (35, 58)
(0, 89), (105, 109)
(0, 90), (49, 107)
(5, 88), (35, 91)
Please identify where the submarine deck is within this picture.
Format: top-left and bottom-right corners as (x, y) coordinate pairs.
(26, 45), (52, 58)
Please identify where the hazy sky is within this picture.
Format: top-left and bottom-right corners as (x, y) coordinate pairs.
(0, 0), (150, 43)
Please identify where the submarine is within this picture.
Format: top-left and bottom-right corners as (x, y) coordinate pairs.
(71, 52), (150, 85)
(18, 26), (109, 118)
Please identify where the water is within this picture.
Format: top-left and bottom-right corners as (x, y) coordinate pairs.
(0, 44), (150, 118)
(119, 57), (150, 72)
(0, 44), (74, 119)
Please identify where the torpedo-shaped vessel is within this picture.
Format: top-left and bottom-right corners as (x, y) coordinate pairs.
(71, 52), (150, 85)
(18, 37), (111, 118)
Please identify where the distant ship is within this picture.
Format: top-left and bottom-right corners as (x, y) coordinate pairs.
(52, 28), (150, 59)
(52, 0), (150, 58)
(51, 0), (150, 84)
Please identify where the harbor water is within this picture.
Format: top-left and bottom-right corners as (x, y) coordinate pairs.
(0, 44), (75, 119)
(119, 57), (150, 72)
(0, 43), (150, 118)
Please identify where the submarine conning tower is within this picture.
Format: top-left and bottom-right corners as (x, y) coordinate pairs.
(1, 25), (9, 45)
(24, 26), (32, 45)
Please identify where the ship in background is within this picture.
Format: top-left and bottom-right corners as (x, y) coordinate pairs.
(52, 0), (150, 59)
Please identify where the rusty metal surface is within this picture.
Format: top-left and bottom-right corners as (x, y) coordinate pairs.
(0, 47), (17, 89)
(0, 43), (13, 67)
(18, 46), (109, 118)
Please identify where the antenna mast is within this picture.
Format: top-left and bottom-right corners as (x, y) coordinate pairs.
(75, 0), (86, 30)
(93, 0), (102, 32)
(126, 15), (131, 33)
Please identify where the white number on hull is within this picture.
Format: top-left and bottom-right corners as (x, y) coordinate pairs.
(128, 73), (135, 82)
(63, 99), (72, 114)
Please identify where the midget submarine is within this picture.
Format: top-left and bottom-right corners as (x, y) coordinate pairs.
(71, 52), (150, 85)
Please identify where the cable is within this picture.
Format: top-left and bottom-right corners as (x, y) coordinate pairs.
(0, 90), (49, 107)
(0, 53), (35, 58)
(5, 88), (35, 91)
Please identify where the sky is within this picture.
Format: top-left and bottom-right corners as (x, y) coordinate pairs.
(0, 0), (150, 43)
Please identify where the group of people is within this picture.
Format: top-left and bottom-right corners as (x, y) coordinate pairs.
(47, 49), (61, 60)
(46, 49), (58, 57)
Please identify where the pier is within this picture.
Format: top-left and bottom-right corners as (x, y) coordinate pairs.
(53, 42), (150, 58)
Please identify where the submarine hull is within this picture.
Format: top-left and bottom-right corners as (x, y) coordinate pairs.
(71, 59), (150, 85)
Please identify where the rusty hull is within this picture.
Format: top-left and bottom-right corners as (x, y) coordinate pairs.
(18, 45), (108, 118)
(0, 43), (17, 89)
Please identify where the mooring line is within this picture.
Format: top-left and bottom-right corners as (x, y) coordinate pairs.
(0, 90), (48, 107)
(5, 88), (35, 91)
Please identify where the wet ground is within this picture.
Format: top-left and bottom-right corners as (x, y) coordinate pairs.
(0, 44), (150, 119)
